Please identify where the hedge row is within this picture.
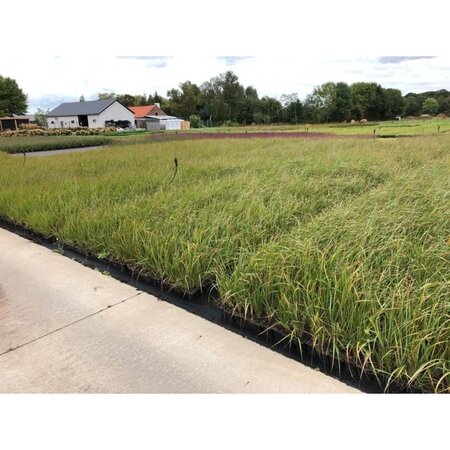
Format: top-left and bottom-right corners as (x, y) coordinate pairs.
(1, 127), (116, 137)
(0, 136), (112, 153)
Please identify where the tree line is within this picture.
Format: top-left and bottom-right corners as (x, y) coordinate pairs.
(97, 71), (450, 126)
(1, 72), (449, 126)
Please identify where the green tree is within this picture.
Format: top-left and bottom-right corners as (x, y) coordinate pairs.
(302, 82), (351, 123)
(116, 94), (136, 106)
(244, 86), (258, 99)
(167, 81), (202, 119)
(403, 95), (420, 116)
(303, 93), (322, 123)
(304, 83), (333, 122)
(98, 92), (116, 100)
(189, 114), (201, 128)
(134, 94), (148, 106)
(238, 86), (261, 124)
(422, 97), (439, 115)
(383, 88), (404, 118)
(148, 91), (163, 105)
(199, 72), (245, 124)
(437, 95), (450, 114)
(199, 77), (227, 124)
(0, 75), (28, 116)
(281, 94), (303, 123)
(351, 82), (386, 120)
(253, 111), (270, 124)
(34, 108), (50, 127)
(329, 82), (352, 122)
(260, 96), (282, 123)
(221, 71), (245, 122)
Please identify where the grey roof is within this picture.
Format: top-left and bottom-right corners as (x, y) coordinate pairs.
(47, 98), (120, 117)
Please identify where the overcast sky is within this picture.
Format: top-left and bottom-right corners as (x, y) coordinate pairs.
(2, 56), (449, 113)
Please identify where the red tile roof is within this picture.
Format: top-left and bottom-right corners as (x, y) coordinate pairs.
(129, 105), (159, 117)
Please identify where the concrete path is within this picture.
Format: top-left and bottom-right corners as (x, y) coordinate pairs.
(0, 228), (359, 393)
(11, 146), (104, 157)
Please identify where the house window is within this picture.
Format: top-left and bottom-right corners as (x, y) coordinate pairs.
(51, 121), (54, 124)
(93, 119), (96, 123)
(71, 120), (75, 123)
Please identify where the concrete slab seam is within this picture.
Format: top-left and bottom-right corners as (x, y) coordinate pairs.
(0, 292), (143, 357)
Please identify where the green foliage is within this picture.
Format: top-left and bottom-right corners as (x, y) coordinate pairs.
(0, 75), (28, 116)
(199, 71), (246, 124)
(404, 89), (450, 116)
(97, 75), (450, 126)
(383, 88), (404, 118)
(0, 136), (448, 392)
(437, 96), (450, 114)
(351, 82), (386, 121)
(282, 97), (303, 124)
(331, 82), (353, 122)
(189, 114), (201, 128)
(237, 96), (261, 124)
(34, 108), (50, 128)
(0, 135), (111, 153)
(253, 111), (270, 124)
(168, 81), (202, 119)
(148, 91), (163, 105)
(98, 92), (116, 100)
(116, 94), (136, 106)
(259, 96), (283, 123)
(303, 82), (352, 123)
(422, 97), (439, 115)
(403, 96), (421, 116)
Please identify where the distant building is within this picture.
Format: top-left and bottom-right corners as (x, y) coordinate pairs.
(46, 99), (134, 129)
(143, 115), (185, 131)
(129, 104), (167, 128)
(0, 115), (30, 131)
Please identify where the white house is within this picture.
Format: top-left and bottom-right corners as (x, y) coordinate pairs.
(46, 99), (135, 129)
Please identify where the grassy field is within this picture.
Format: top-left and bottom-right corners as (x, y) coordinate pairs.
(1, 118), (449, 154)
(0, 135), (448, 392)
(180, 117), (450, 137)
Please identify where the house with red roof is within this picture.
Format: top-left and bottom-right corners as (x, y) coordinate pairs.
(129, 103), (167, 128)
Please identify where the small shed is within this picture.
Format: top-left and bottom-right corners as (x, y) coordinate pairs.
(0, 115), (30, 131)
(144, 115), (184, 131)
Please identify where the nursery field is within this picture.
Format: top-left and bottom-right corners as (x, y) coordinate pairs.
(1, 118), (449, 154)
(0, 131), (152, 154)
(0, 135), (448, 392)
(179, 117), (450, 137)
(0, 135), (113, 153)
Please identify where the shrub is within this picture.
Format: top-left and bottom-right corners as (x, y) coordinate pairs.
(189, 115), (202, 128)
(0, 135), (112, 153)
(0, 127), (116, 138)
